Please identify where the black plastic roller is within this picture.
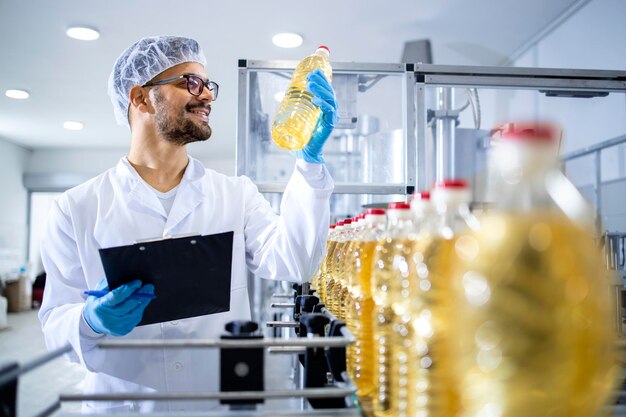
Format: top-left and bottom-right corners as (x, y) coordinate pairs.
(224, 320), (258, 336)
(300, 313), (329, 337)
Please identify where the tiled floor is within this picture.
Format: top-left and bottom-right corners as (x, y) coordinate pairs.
(0, 309), (85, 416)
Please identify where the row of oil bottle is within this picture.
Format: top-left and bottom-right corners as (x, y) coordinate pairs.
(310, 123), (621, 417)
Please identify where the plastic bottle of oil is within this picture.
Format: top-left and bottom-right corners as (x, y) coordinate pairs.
(331, 218), (356, 319)
(328, 219), (352, 316)
(344, 213), (366, 379)
(406, 180), (479, 417)
(449, 123), (620, 417)
(271, 46), (332, 150)
(371, 202), (414, 417)
(345, 208), (387, 410)
(340, 214), (365, 322)
(313, 224), (336, 302)
(325, 220), (345, 312)
(390, 191), (437, 417)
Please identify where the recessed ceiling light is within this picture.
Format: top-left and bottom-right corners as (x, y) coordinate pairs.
(272, 33), (303, 48)
(63, 121), (84, 131)
(5, 89), (29, 99)
(274, 91), (285, 102)
(66, 26), (100, 41)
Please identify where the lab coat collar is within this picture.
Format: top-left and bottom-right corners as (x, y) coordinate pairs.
(163, 157), (206, 234)
(114, 156), (207, 231)
(180, 155), (206, 182)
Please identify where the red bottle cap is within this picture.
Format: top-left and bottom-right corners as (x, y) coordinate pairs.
(343, 218), (353, 224)
(329, 224), (336, 229)
(412, 191), (431, 200)
(433, 179), (469, 189)
(387, 202), (411, 210)
(317, 45), (330, 53)
(492, 122), (559, 143)
(336, 220), (345, 227)
(365, 208), (386, 215)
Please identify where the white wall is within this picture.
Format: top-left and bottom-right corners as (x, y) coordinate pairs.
(458, 0), (626, 155)
(512, 0), (626, 153)
(25, 147), (236, 178)
(0, 139), (30, 278)
(511, 0), (626, 229)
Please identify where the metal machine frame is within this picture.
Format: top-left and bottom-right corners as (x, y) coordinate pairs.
(237, 60), (626, 197)
(236, 60), (417, 195)
(412, 64), (626, 190)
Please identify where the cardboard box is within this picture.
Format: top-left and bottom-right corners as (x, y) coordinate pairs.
(0, 296), (7, 329)
(4, 275), (31, 312)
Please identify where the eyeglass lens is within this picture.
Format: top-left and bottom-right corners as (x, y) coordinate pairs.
(186, 75), (217, 99)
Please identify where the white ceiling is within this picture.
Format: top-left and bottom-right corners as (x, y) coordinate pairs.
(0, 0), (582, 160)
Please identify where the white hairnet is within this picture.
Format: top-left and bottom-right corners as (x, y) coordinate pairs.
(107, 35), (207, 127)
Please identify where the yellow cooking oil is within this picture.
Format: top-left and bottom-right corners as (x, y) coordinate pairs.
(328, 220), (351, 315)
(372, 235), (413, 416)
(344, 226), (365, 378)
(352, 241), (377, 403)
(346, 239), (375, 389)
(402, 235), (461, 417)
(450, 212), (619, 417)
(311, 225), (334, 296)
(346, 210), (386, 407)
(318, 231), (338, 304)
(334, 234), (356, 320)
(323, 238), (339, 307)
(389, 234), (427, 417)
(343, 238), (359, 373)
(271, 46), (332, 150)
(325, 243), (339, 315)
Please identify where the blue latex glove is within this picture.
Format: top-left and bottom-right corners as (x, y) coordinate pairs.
(83, 278), (154, 336)
(291, 68), (339, 164)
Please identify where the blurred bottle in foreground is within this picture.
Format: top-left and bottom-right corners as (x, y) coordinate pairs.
(405, 181), (479, 417)
(450, 122), (620, 417)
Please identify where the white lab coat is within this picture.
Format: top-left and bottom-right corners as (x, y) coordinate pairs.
(38, 156), (333, 412)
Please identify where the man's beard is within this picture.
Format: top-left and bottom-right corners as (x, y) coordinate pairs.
(153, 91), (212, 146)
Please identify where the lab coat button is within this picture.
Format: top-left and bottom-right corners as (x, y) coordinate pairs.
(173, 362), (183, 371)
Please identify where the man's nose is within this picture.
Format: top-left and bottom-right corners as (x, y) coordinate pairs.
(198, 86), (214, 102)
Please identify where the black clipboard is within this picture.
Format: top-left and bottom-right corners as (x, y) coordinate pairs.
(98, 232), (234, 326)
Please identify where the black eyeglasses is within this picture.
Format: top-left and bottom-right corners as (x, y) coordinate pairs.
(142, 74), (219, 100)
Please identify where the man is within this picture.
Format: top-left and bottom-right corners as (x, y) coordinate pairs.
(38, 36), (337, 412)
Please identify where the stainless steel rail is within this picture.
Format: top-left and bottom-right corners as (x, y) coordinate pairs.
(57, 409), (361, 417)
(0, 344), (72, 388)
(266, 321), (300, 328)
(562, 134), (626, 161)
(60, 387), (356, 402)
(268, 347), (306, 355)
(561, 133), (626, 223)
(98, 336), (355, 350)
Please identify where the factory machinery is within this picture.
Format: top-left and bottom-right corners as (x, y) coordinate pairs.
(0, 282), (364, 416)
(2, 64), (626, 416)
(2, 279), (626, 416)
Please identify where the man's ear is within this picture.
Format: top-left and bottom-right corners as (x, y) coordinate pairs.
(129, 86), (153, 114)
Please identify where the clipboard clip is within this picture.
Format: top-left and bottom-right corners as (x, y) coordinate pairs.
(134, 233), (200, 244)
